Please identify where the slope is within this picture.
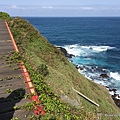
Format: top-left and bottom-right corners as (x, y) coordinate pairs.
(7, 17), (120, 120)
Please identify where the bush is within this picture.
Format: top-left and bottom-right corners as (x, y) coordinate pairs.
(37, 64), (49, 76)
(0, 12), (10, 20)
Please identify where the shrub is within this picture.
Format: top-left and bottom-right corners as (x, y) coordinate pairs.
(0, 12), (10, 20)
(37, 64), (49, 76)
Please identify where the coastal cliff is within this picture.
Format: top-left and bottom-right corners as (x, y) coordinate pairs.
(7, 16), (120, 119)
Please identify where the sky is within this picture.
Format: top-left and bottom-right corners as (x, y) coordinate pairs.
(0, 0), (120, 17)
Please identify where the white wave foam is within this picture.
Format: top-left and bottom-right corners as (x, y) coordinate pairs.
(109, 91), (115, 95)
(82, 45), (115, 52)
(62, 44), (115, 57)
(94, 80), (106, 85)
(63, 44), (84, 56)
(110, 72), (120, 80)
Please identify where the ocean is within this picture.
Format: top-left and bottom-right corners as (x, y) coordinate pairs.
(24, 17), (120, 95)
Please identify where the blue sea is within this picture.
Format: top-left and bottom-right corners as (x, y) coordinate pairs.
(24, 17), (120, 95)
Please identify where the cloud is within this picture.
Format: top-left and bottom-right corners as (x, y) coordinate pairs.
(0, 5), (120, 17)
(75, 7), (94, 10)
(11, 5), (17, 9)
(42, 6), (53, 9)
(4, 5), (26, 10)
(1, 5), (120, 11)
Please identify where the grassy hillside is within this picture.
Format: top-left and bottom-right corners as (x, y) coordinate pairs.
(8, 17), (120, 120)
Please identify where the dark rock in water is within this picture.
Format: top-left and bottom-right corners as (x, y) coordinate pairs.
(105, 86), (109, 89)
(80, 67), (84, 70)
(75, 65), (83, 70)
(75, 65), (79, 69)
(108, 87), (120, 108)
(57, 47), (67, 56)
(108, 88), (117, 93)
(112, 88), (117, 92)
(112, 94), (120, 107)
(100, 73), (109, 78)
(66, 54), (75, 58)
(113, 99), (120, 107)
(57, 47), (75, 58)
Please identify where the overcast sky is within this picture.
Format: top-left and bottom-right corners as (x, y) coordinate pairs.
(0, 0), (120, 17)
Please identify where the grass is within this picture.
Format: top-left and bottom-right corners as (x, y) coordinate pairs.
(7, 17), (120, 119)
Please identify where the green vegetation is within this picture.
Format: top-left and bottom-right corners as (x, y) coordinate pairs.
(7, 17), (120, 119)
(0, 78), (3, 81)
(0, 12), (10, 20)
(37, 64), (49, 76)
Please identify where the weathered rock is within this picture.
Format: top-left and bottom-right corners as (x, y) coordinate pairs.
(112, 94), (120, 107)
(75, 65), (83, 70)
(75, 65), (79, 69)
(57, 47), (75, 58)
(100, 73), (109, 78)
(66, 54), (75, 58)
(107, 87), (120, 108)
(57, 47), (67, 56)
(112, 88), (117, 92)
(60, 95), (81, 108)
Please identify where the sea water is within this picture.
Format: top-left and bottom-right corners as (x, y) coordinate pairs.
(24, 17), (120, 94)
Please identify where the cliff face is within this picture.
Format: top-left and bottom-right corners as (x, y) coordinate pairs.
(8, 17), (120, 119)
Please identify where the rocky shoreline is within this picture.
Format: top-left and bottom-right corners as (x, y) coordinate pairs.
(57, 46), (120, 108)
(108, 87), (120, 107)
(76, 65), (120, 108)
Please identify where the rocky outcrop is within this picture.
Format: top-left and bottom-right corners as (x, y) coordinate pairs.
(57, 47), (75, 58)
(75, 65), (84, 70)
(106, 86), (120, 108)
(100, 73), (109, 78)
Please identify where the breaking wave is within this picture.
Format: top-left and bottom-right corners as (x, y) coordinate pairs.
(63, 44), (115, 57)
(59, 44), (120, 94)
(110, 72), (120, 81)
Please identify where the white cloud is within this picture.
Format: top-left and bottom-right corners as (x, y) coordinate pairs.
(76, 7), (94, 10)
(0, 5), (120, 17)
(8, 5), (26, 10)
(42, 6), (53, 9)
(1, 5), (120, 11)
(11, 5), (17, 9)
